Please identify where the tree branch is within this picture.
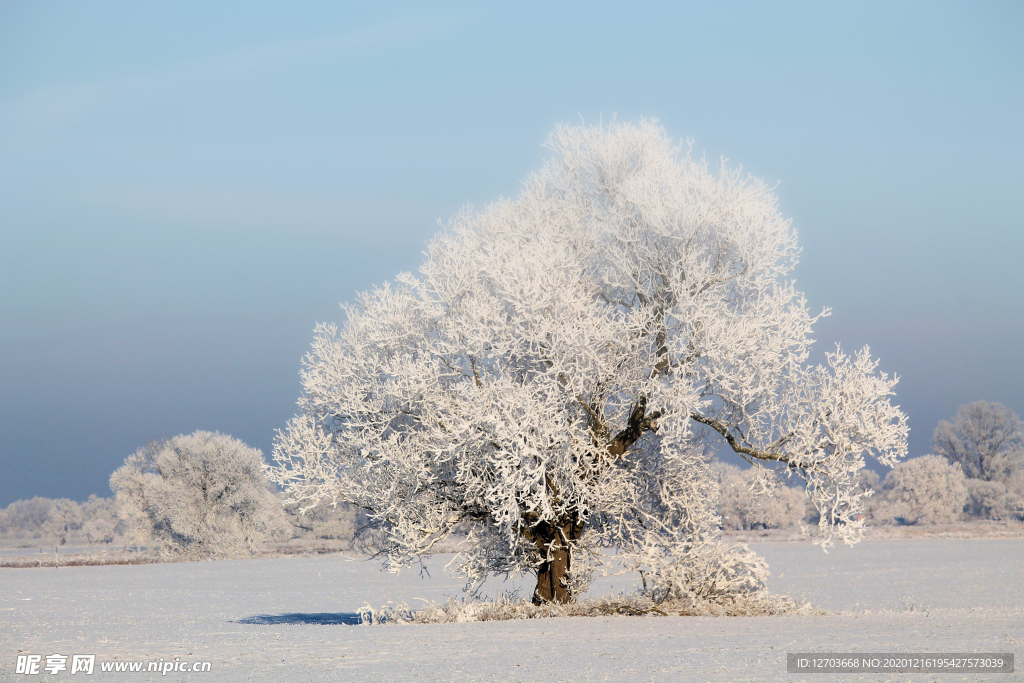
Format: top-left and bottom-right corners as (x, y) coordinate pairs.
(689, 412), (790, 464)
(607, 395), (663, 458)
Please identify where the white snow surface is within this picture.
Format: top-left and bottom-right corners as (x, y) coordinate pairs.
(1, 539), (1021, 682)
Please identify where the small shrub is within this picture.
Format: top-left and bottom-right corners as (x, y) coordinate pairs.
(964, 478), (1024, 521)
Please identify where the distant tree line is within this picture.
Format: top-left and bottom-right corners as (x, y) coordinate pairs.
(0, 431), (362, 556)
(0, 495), (121, 545)
(715, 401), (1023, 530)
(870, 401), (1024, 525)
(3, 402), (1019, 552)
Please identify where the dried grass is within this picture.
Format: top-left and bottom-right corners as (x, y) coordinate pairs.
(358, 590), (816, 625)
(0, 553), (161, 568)
(862, 519), (1024, 540)
(721, 519), (1024, 543)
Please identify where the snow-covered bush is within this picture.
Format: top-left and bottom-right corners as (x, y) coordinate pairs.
(111, 431), (287, 558)
(637, 541), (770, 606)
(359, 577), (811, 624)
(713, 462), (806, 530)
(872, 455), (968, 525)
(270, 120), (908, 604)
(360, 543), (812, 624)
(963, 478), (1024, 521)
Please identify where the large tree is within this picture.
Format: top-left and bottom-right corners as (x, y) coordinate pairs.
(270, 121), (908, 604)
(933, 401), (1023, 481)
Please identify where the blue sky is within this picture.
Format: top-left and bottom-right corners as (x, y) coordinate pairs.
(1, 1), (1022, 505)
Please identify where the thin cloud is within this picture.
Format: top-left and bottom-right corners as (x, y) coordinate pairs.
(0, 15), (460, 137)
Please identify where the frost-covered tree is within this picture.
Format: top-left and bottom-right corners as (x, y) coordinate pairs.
(111, 431), (286, 558)
(0, 496), (121, 544)
(0, 497), (54, 539)
(933, 402), (1024, 520)
(872, 455), (968, 525)
(81, 495), (122, 545)
(42, 499), (83, 546)
(933, 402), (1023, 481)
(713, 462), (807, 531)
(270, 121), (908, 604)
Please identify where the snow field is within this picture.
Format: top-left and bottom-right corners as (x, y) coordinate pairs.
(1, 538), (1021, 682)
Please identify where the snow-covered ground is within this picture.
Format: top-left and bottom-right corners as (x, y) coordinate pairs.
(1, 539), (1021, 682)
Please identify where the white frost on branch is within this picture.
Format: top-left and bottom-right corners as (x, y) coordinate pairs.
(269, 120), (908, 599)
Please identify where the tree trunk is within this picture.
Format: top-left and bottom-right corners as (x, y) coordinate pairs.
(530, 516), (580, 605)
(533, 544), (572, 604)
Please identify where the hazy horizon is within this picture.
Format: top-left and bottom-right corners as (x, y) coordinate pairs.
(1, 1), (1022, 506)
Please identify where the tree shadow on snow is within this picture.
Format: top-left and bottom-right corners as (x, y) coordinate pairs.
(235, 612), (362, 625)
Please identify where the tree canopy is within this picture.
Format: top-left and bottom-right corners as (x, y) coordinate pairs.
(270, 121), (908, 603)
(933, 401), (1023, 481)
(112, 431), (283, 558)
